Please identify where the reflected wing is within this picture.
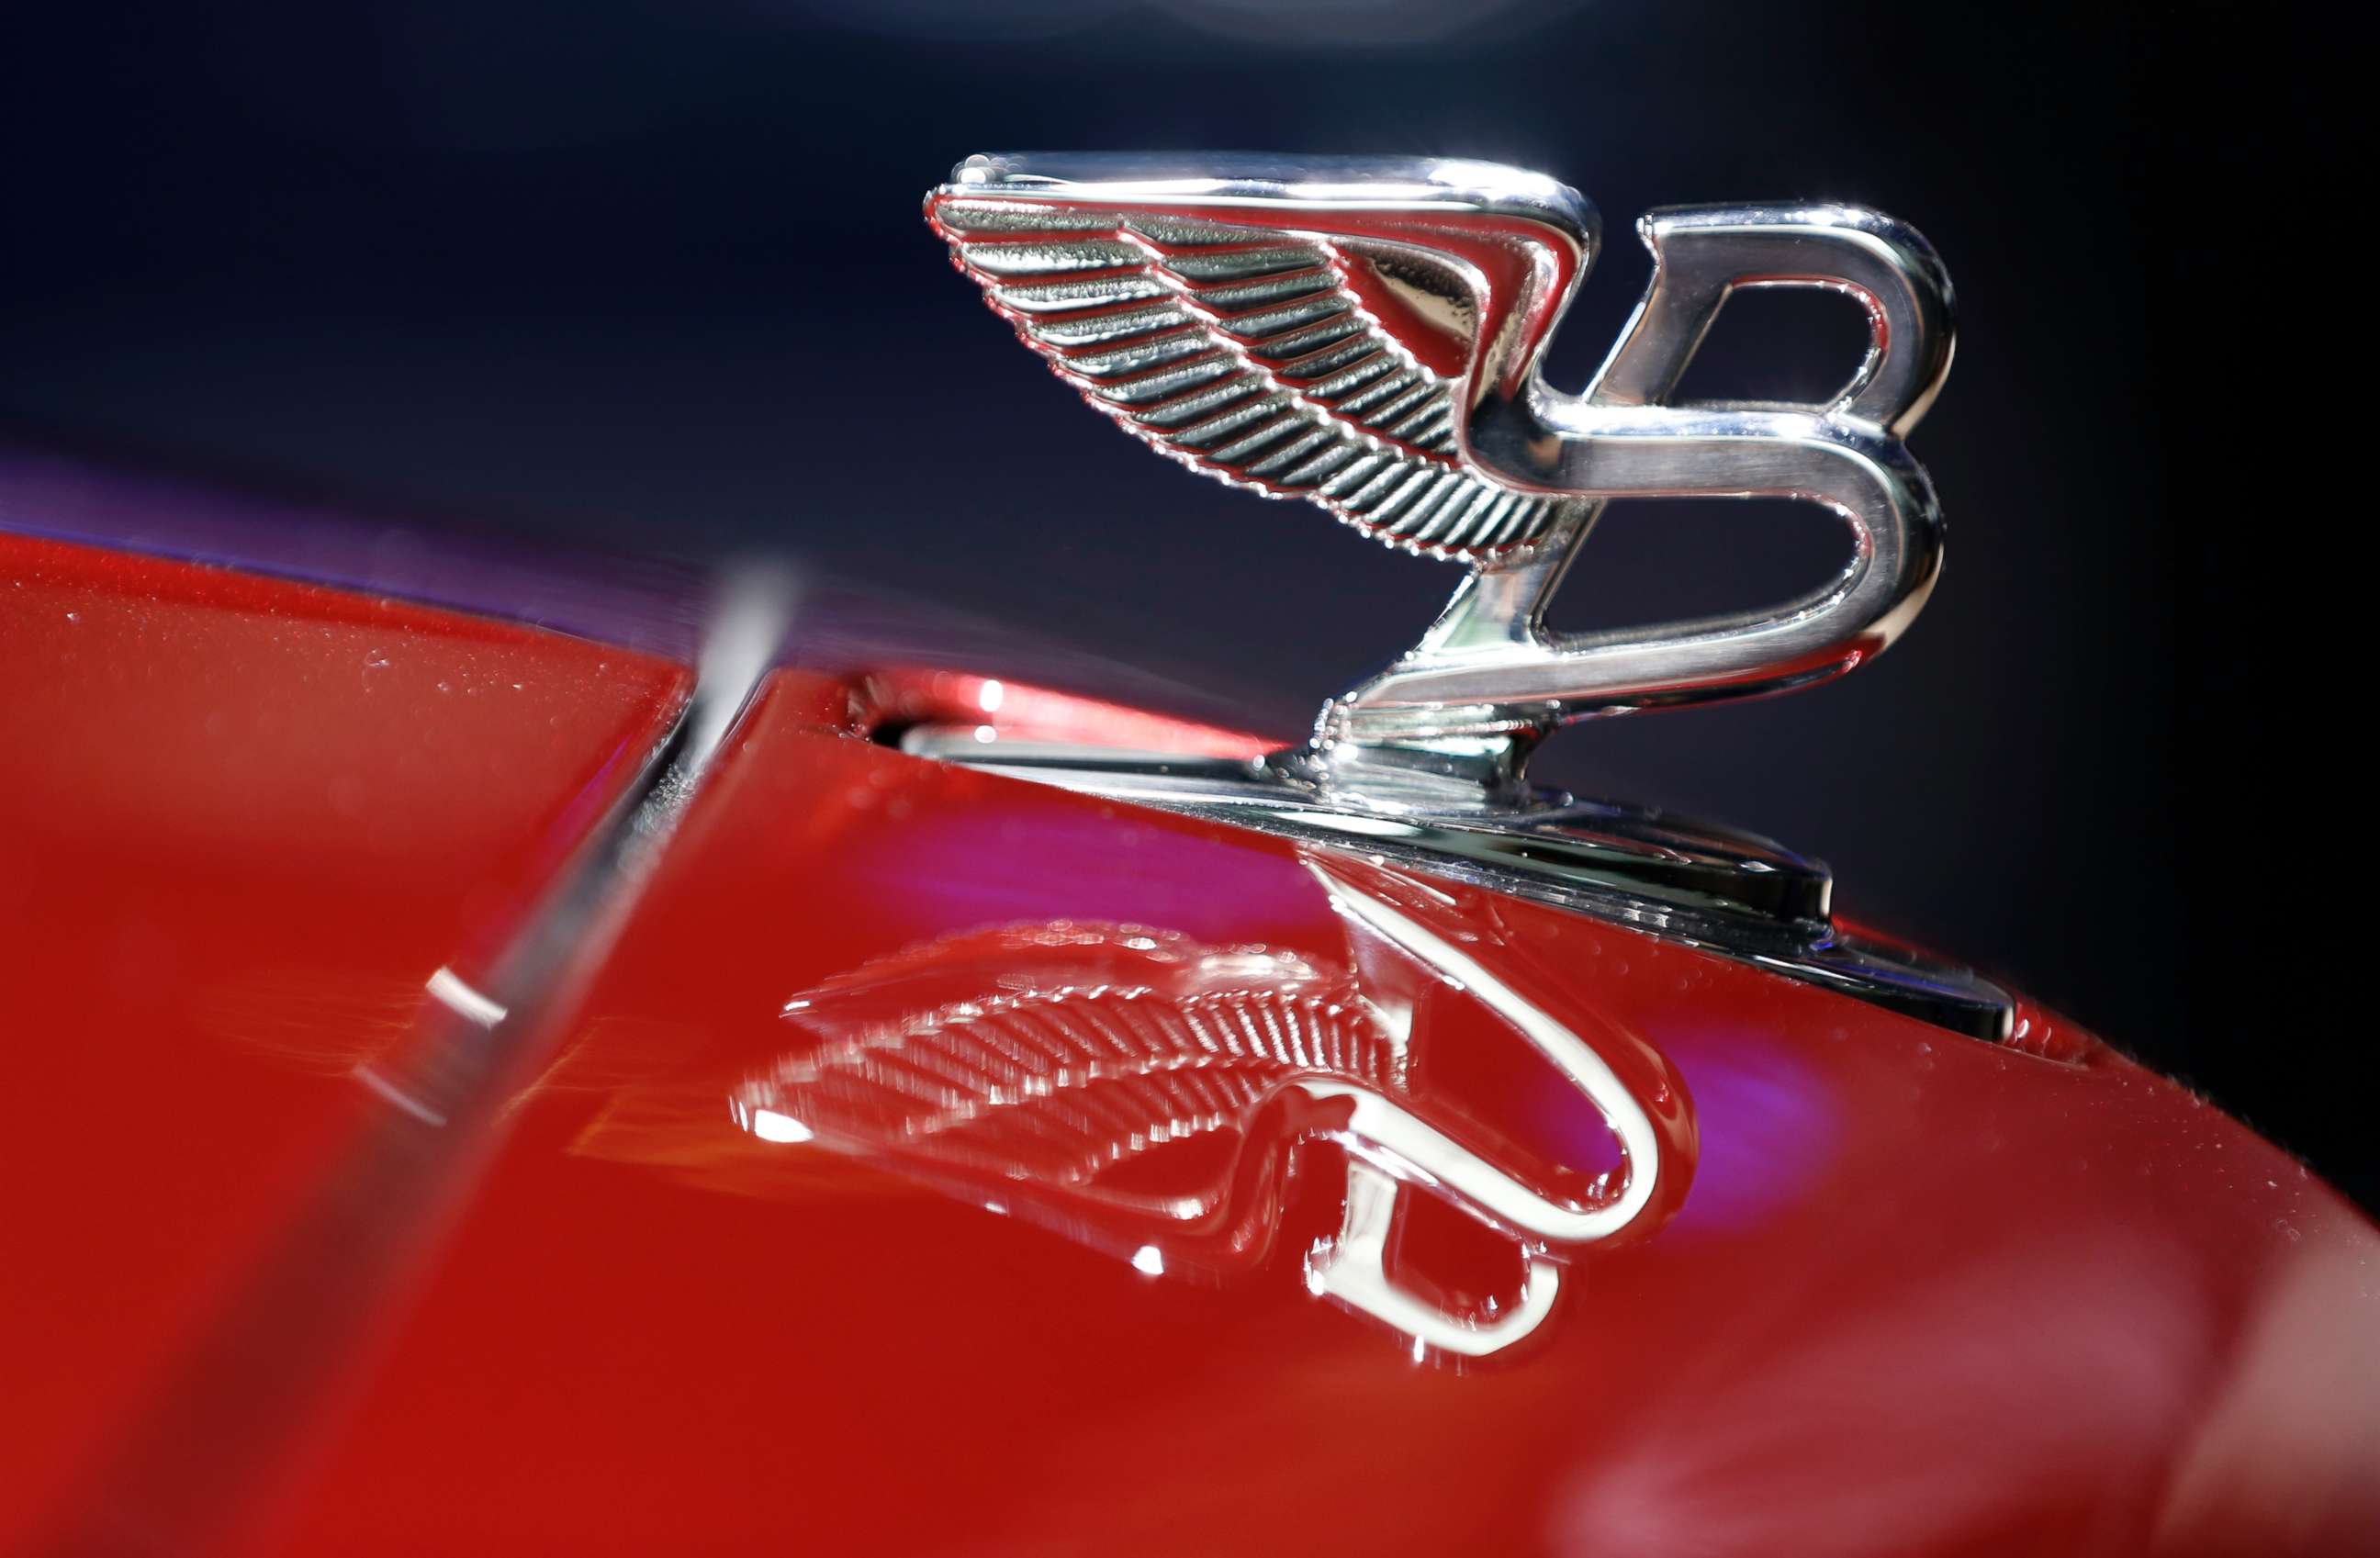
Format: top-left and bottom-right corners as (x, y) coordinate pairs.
(744, 923), (1396, 1214)
(928, 194), (1582, 559)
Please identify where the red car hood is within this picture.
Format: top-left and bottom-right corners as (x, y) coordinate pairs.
(3, 450), (2374, 1556)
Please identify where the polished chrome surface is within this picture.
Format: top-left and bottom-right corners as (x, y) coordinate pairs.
(933, 153), (1596, 560)
(922, 151), (1985, 1038)
(927, 152), (1955, 805)
(901, 729), (2013, 1042)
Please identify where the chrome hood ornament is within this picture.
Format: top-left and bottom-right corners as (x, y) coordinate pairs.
(927, 152), (1954, 807)
(918, 153), (2004, 1044)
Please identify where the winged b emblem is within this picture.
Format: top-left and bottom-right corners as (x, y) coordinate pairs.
(926, 153), (1957, 802)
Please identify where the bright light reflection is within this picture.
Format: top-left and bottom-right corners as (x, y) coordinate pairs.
(978, 679), (1005, 712)
(425, 966), (508, 1028)
(1130, 1245), (1166, 1276)
(750, 1108), (815, 1144)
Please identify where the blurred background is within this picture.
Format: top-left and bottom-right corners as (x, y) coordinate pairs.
(4, 5), (2331, 1200)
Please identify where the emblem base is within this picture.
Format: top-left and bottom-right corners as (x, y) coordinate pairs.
(898, 728), (2011, 1041)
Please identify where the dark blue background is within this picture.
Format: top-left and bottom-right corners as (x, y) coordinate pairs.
(5, 4), (2332, 1200)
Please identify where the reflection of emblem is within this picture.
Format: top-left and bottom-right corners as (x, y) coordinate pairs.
(731, 860), (1691, 1358)
(927, 153), (1954, 802)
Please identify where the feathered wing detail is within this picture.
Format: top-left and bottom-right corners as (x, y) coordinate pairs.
(928, 195), (1584, 560)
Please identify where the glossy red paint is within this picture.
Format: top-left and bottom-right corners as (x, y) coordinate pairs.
(4, 534), (2375, 1555)
(0, 538), (687, 1546)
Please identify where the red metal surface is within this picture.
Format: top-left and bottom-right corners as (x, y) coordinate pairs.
(0, 538), (690, 1548)
(4, 534), (2375, 1555)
